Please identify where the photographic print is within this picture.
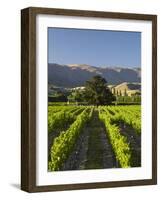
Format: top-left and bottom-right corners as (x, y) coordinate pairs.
(48, 28), (141, 171)
(21, 7), (157, 192)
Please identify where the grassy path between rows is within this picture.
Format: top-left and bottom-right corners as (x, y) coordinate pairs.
(85, 109), (118, 169)
(62, 108), (118, 170)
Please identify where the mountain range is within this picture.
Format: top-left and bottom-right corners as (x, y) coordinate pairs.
(48, 63), (141, 87)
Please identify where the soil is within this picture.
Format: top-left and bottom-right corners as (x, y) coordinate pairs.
(62, 109), (119, 170)
(119, 122), (141, 167)
(49, 108), (141, 171)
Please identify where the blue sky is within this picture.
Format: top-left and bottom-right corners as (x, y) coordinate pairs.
(48, 28), (141, 68)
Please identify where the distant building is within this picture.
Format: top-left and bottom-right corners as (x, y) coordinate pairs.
(109, 82), (141, 97)
(72, 86), (85, 91)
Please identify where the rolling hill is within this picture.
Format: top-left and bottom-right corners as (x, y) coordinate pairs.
(48, 63), (141, 87)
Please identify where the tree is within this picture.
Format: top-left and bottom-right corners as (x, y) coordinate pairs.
(119, 90), (122, 96)
(48, 91), (67, 102)
(124, 89), (127, 96)
(68, 89), (85, 102)
(116, 90), (119, 96)
(84, 75), (115, 106)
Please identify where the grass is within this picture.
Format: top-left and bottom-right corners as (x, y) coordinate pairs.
(85, 110), (105, 169)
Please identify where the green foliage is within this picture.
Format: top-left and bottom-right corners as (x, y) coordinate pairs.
(106, 106), (141, 135)
(84, 75), (115, 106)
(99, 107), (132, 168)
(115, 95), (141, 104)
(48, 106), (85, 133)
(49, 107), (93, 171)
(68, 89), (85, 102)
(48, 105), (141, 170)
(48, 91), (68, 102)
(48, 102), (68, 106)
